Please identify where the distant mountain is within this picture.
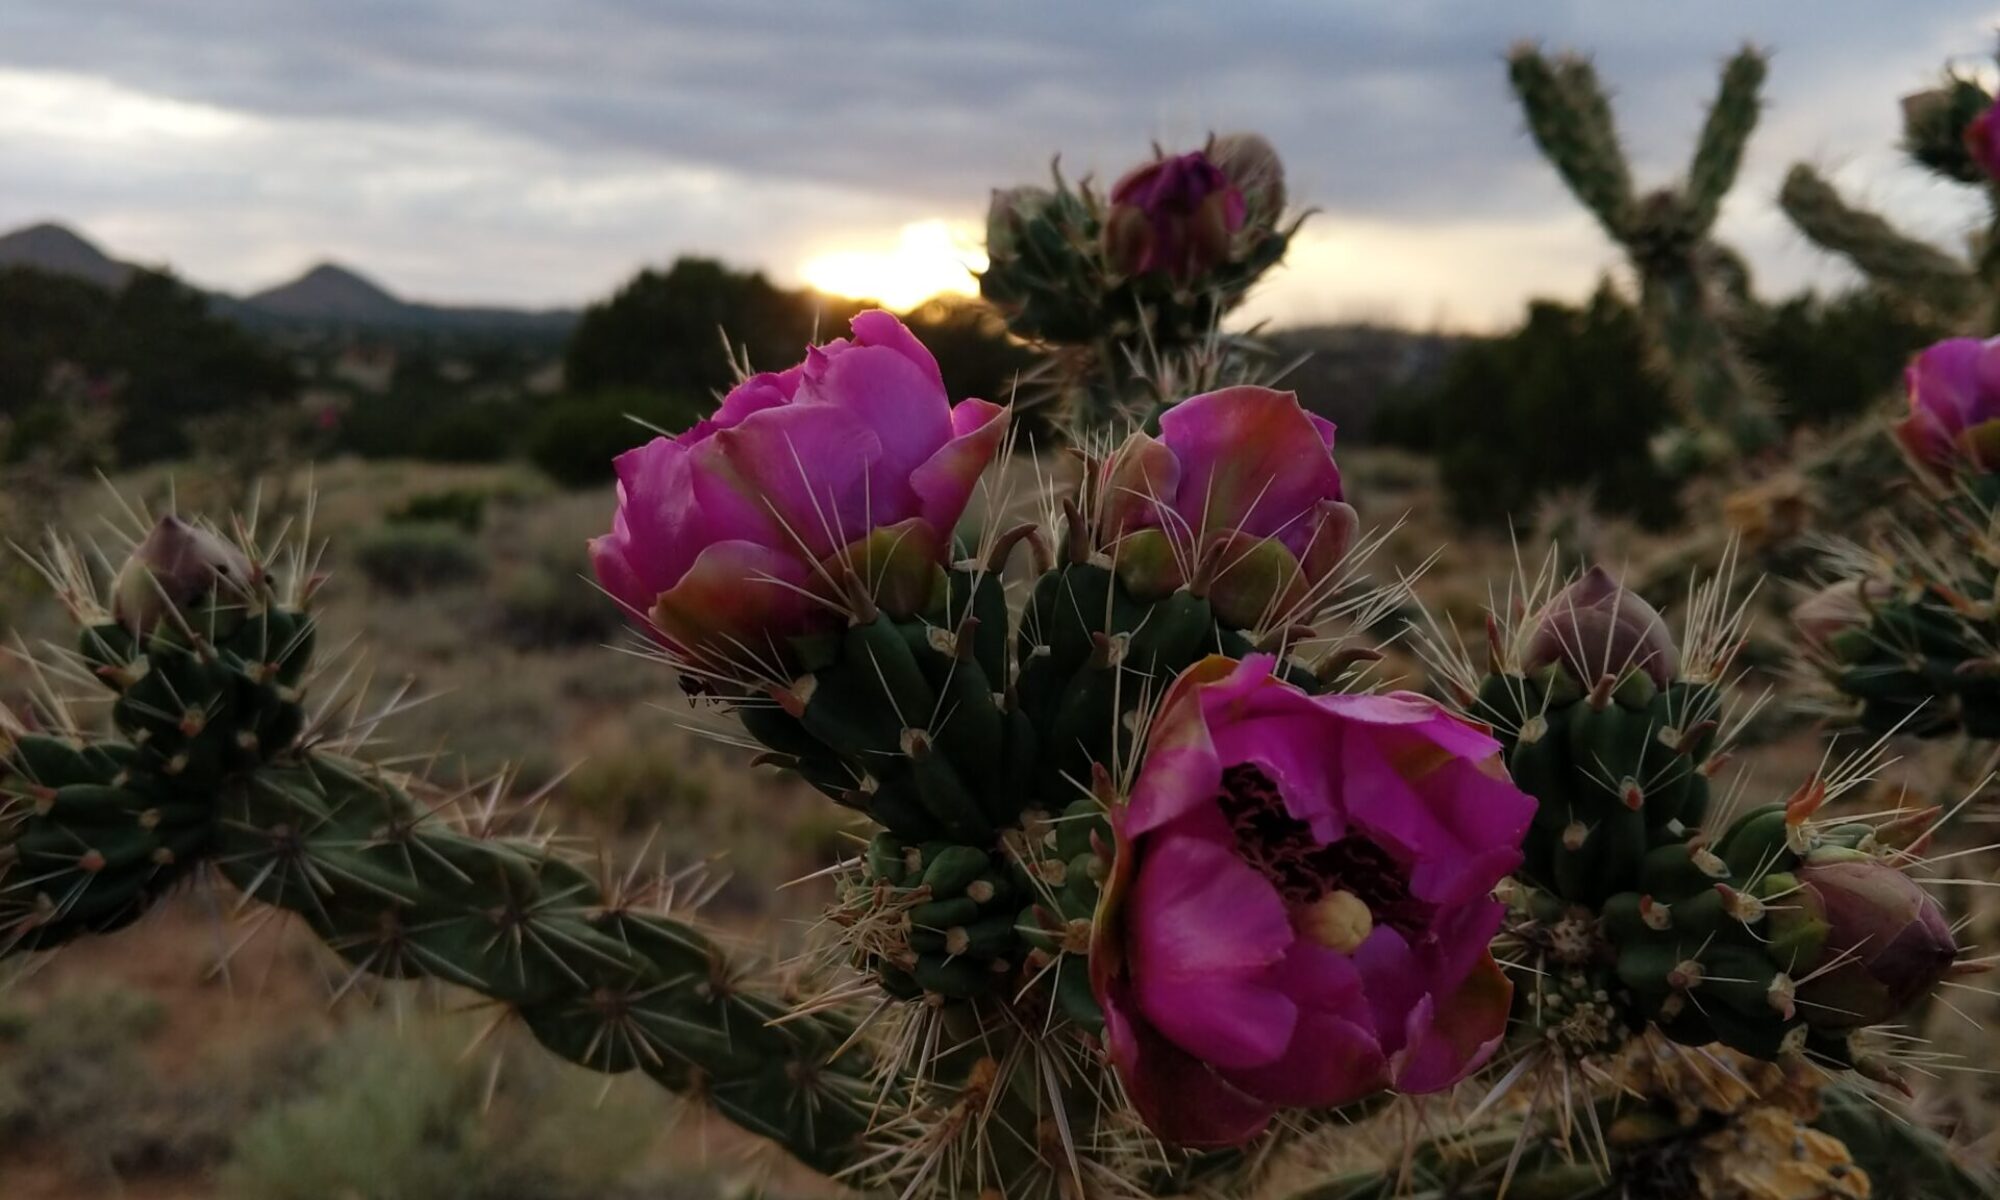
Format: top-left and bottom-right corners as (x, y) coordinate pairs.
(0, 222), (576, 337)
(246, 261), (407, 322)
(0, 221), (136, 289)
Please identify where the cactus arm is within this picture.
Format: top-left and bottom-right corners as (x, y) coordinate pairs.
(1683, 46), (1768, 231)
(1507, 45), (1637, 240)
(1813, 1085), (1997, 1200)
(1778, 164), (1977, 317)
(0, 603), (886, 1179)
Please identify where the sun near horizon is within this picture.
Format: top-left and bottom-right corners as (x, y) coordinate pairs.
(798, 218), (987, 311)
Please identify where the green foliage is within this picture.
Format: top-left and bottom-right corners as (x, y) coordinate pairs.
(219, 1020), (667, 1200)
(1398, 289), (1680, 529)
(1746, 290), (1943, 429)
(494, 561), (620, 648)
(566, 256), (863, 400)
(388, 487), (489, 532)
(355, 521), (489, 593)
(0, 266), (297, 465)
(562, 739), (710, 833)
(525, 389), (692, 487)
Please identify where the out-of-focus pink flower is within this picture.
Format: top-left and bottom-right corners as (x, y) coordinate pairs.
(590, 310), (1007, 667)
(1096, 386), (1353, 629)
(1894, 336), (2000, 476)
(1102, 150), (1247, 281)
(1091, 655), (1535, 1148)
(1964, 99), (2000, 181)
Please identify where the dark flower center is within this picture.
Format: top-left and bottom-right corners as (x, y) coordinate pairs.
(1216, 762), (1434, 940)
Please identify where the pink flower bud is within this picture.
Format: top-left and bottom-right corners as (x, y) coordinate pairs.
(1523, 566), (1678, 690)
(1786, 855), (1957, 1030)
(590, 311), (1007, 672)
(113, 516), (255, 634)
(1095, 386), (1345, 630)
(1895, 336), (2000, 477)
(1102, 150), (1247, 281)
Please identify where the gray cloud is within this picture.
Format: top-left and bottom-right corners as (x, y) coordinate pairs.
(0, 0), (1994, 319)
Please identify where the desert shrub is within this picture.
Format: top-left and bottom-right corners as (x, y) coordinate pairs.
(0, 985), (320, 1180)
(1398, 287), (1680, 529)
(562, 739), (710, 833)
(1746, 288), (1942, 429)
(355, 521), (488, 593)
(219, 1020), (667, 1200)
(494, 561), (620, 648)
(388, 486), (489, 532)
(525, 389), (689, 487)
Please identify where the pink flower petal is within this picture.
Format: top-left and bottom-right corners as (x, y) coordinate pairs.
(649, 539), (825, 664)
(1158, 386), (1344, 542)
(910, 398), (1007, 536)
(706, 403), (882, 560)
(798, 336), (951, 498)
(1099, 431), (1184, 543)
(1222, 939), (1387, 1108)
(1101, 984), (1275, 1149)
(1129, 823), (1298, 1070)
(1390, 953), (1512, 1094)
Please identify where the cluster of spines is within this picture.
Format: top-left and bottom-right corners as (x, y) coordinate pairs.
(2, 594), (312, 952)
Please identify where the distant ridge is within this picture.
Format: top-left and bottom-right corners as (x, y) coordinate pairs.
(0, 221), (135, 289)
(0, 221), (576, 334)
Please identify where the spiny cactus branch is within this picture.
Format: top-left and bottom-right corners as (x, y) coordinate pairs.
(1508, 45), (1637, 238)
(1684, 46), (1768, 231)
(1778, 164), (1978, 319)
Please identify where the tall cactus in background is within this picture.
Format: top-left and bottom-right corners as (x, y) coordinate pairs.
(1508, 44), (1781, 470)
(1780, 61), (2000, 329)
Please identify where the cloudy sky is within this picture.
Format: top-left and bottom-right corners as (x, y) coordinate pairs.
(1, 1), (1996, 328)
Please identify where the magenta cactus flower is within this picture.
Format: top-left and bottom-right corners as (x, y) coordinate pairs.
(1893, 335), (2000, 476)
(1964, 98), (2000, 181)
(590, 310), (1007, 668)
(1102, 150), (1247, 281)
(1096, 386), (1355, 629)
(1523, 566), (1679, 691)
(1091, 655), (1535, 1149)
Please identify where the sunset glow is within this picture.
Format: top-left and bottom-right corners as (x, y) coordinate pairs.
(799, 219), (987, 310)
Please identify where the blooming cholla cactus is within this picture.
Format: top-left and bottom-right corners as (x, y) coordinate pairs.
(980, 134), (1300, 428)
(1802, 335), (2000, 738)
(1, 309), (1989, 1200)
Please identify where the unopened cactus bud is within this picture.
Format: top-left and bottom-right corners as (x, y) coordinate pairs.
(1207, 132), (1286, 230)
(1780, 854), (1958, 1030)
(1102, 149), (1246, 282)
(1959, 92), (2000, 183)
(985, 185), (1055, 265)
(1898, 79), (1995, 183)
(113, 516), (255, 634)
(1791, 578), (1887, 654)
(1524, 566), (1678, 690)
